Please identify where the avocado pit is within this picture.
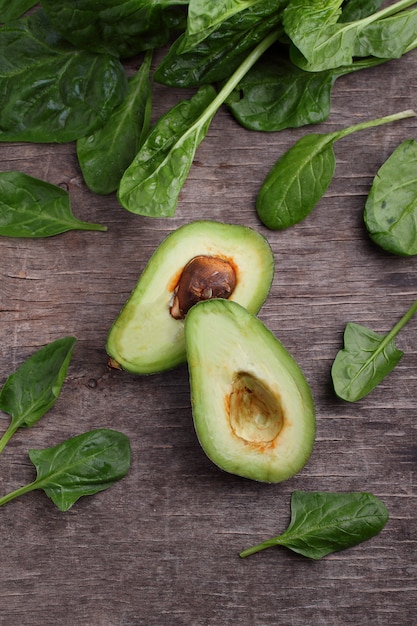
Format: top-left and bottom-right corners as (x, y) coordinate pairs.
(228, 372), (283, 446)
(170, 255), (237, 320)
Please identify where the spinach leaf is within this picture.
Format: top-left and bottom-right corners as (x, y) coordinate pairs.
(354, 7), (417, 59)
(118, 84), (216, 217)
(331, 299), (417, 402)
(119, 29), (280, 217)
(284, 0), (417, 72)
(183, 0), (268, 50)
(256, 109), (416, 230)
(0, 10), (127, 143)
(240, 491), (389, 559)
(364, 139), (417, 256)
(228, 50), (385, 131)
(0, 171), (107, 237)
(77, 51), (153, 195)
(41, 0), (188, 58)
(155, 1), (284, 87)
(284, 0), (349, 71)
(340, 0), (384, 23)
(0, 337), (76, 454)
(0, 429), (131, 511)
(0, 0), (38, 22)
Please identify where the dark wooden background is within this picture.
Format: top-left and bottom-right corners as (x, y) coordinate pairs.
(1, 28), (416, 626)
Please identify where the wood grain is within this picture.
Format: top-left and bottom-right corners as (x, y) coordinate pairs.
(0, 20), (416, 626)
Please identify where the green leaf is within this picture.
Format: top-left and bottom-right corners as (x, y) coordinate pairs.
(256, 109), (416, 230)
(339, 0), (384, 23)
(0, 337), (76, 454)
(41, 0), (188, 58)
(285, 0), (417, 71)
(183, 0), (268, 50)
(332, 298), (417, 402)
(0, 0), (38, 22)
(284, 0), (349, 71)
(118, 84), (217, 217)
(228, 51), (338, 131)
(119, 29), (280, 218)
(155, 1), (284, 87)
(257, 132), (337, 229)
(0, 10), (127, 143)
(240, 491), (389, 559)
(0, 171), (107, 237)
(0, 429), (132, 511)
(77, 51), (153, 195)
(354, 7), (417, 59)
(228, 52), (385, 131)
(331, 322), (403, 402)
(364, 139), (417, 256)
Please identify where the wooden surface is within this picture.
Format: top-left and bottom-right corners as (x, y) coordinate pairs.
(1, 39), (416, 626)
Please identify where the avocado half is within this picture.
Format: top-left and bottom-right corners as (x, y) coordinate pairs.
(106, 221), (274, 374)
(184, 299), (315, 483)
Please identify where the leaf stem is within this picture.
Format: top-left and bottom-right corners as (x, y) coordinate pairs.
(334, 109), (416, 141)
(240, 537), (280, 558)
(382, 298), (417, 345)
(373, 0), (417, 20)
(0, 480), (38, 508)
(75, 221), (108, 232)
(341, 0), (417, 35)
(0, 423), (17, 455)
(356, 297), (417, 371)
(194, 28), (282, 129)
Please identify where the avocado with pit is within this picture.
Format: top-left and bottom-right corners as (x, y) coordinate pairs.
(106, 221), (274, 374)
(184, 299), (315, 483)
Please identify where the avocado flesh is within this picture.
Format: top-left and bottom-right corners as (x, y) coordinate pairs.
(106, 221), (274, 374)
(185, 299), (315, 483)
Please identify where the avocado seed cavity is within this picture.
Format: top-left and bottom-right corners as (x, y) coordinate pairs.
(170, 255), (237, 320)
(228, 372), (283, 445)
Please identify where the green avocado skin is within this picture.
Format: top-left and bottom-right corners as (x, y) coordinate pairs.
(184, 299), (316, 483)
(106, 220), (275, 374)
